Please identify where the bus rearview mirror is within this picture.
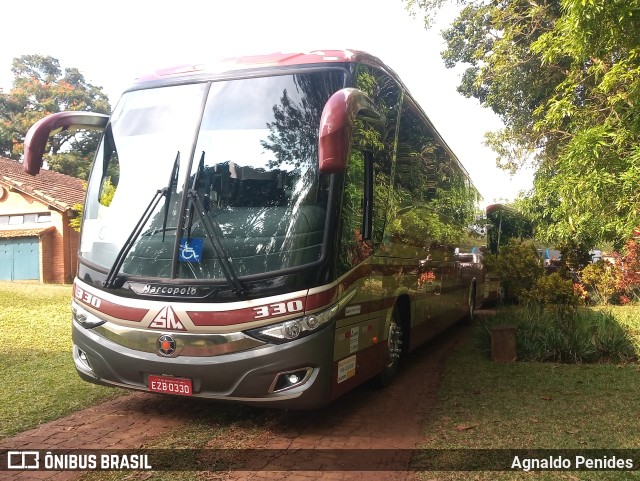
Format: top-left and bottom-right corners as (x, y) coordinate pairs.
(318, 88), (383, 175)
(23, 111), (109, 175)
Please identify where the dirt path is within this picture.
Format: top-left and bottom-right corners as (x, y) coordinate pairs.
(0, 323), (469, 481)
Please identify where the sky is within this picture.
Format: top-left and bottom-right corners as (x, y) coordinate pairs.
(1, 0), (534, 207)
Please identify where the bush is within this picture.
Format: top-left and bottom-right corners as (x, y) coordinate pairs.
(577, 237), (640, 305)
(580, 260), (620, 304)
(616, 238), (640, 303)
(483, 239), (544, 303)
(591, 312), (638, 362)
(522, 273), (580, 320)
(476, 306), (637, 363)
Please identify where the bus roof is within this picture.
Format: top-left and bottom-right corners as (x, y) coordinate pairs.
(132, 49), (386, 86)
(129, 49), (478, 198)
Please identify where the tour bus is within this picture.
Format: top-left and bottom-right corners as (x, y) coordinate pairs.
(24, 50), (485, 409)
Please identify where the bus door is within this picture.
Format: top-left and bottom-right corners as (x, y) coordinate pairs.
(333, 145), (390, 394)
(414, 242), (451, 344)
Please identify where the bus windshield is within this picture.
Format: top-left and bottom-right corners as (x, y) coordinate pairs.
(81, 71), (344, 281)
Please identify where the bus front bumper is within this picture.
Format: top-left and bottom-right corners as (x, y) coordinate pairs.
(72, 321), (335, 409)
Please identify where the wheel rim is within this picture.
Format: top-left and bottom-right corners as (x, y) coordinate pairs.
(469, 285), (476, 321)
(386, 320), (402, 368)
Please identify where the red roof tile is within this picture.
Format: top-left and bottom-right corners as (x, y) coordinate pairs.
(0, 156), (85, 211)
(0, 226), (56, 238)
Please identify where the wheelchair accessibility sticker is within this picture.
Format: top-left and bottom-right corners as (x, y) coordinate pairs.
(179, 238), (203, 262)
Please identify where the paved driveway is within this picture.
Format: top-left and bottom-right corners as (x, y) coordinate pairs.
(0, 323), (469, 481)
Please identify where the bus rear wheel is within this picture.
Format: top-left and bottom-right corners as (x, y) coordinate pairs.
(463, 282), (476, 325)
(378, 310), (403, 387)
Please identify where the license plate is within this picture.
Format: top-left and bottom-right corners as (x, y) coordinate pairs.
(148, 375), (193, 396)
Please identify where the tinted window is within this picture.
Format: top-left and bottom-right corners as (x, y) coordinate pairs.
(338, 66), (401, 274)
(391, 98), (476, 249)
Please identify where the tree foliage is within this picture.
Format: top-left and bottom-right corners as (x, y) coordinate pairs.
(408, 0), (640, 249)
(0, 55), (110, 179)
(261, 72), (344, 169)
(485, 203), (535, 255)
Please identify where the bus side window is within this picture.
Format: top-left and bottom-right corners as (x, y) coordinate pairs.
(432, 146), (476, 234)
(353, 65), (399, 248)
(98, 127), (120, 207)
(337, 67), (400, 274)
(98, 125), (120, 207)
(391, 98), (438, 248)
(338, 141), (370, 273)
(339, 122), (393, 273)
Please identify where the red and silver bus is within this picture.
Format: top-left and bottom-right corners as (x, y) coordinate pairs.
(24, 50), (485, 408)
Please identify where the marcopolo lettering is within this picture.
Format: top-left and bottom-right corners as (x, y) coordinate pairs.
(142, 285), (198, 296)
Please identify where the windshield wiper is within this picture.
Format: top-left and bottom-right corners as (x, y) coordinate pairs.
(161, 152), (180, 241)
(185, 151), (205, 240)
(103, 152), (180, 288)
(187, 190), (244, 296)
(186, 154), (244, 296)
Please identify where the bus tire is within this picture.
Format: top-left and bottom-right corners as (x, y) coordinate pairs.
(463, 282), (476, 325)
(377, 308), (403, 387)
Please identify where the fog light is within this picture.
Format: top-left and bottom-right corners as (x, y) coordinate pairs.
(270, 368), (312, 393)
(75, 346), (93, 371)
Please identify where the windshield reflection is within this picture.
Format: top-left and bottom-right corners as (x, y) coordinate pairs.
(81, 71), (344, 282)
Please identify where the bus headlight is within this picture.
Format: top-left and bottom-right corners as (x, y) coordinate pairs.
(246, 304), (338, 343)
(72, 301), (106, 329)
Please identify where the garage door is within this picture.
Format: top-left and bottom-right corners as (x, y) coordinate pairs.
(0, 237), (40, 280)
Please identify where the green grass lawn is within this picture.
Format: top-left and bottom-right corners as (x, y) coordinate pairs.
(3, 280), (640, 480)
(0, 282), (124, 438)
(79, 306), (640, 480)
(415, 306), (640, 480)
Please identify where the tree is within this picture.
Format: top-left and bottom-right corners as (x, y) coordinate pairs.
(0, 55), (110, 179)
(407, 0), (640, 249)
(485, 203), (535, 255)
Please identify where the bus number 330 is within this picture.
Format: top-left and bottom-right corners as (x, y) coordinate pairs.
(253, 300), (304, 319)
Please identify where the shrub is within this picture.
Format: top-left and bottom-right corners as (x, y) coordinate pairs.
(476, 306), (637, 363)
(591, 311), (638, 363)
(577, 237), (640, 305)
(522, 273), (580, 320)
(557, 240), (593, 274)
(580, 260), (620, 304)
(615, 238), (640, 303)
(483, 239), (544, 303)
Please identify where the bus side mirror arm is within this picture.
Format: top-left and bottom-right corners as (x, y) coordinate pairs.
(23, 111), (109, 175)
(318, 88), (383, 175)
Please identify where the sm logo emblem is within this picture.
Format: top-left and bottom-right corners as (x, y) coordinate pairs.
(149, 306), (186, 331)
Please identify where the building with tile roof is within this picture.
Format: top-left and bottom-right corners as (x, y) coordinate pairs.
(0, 156), (84, 283)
